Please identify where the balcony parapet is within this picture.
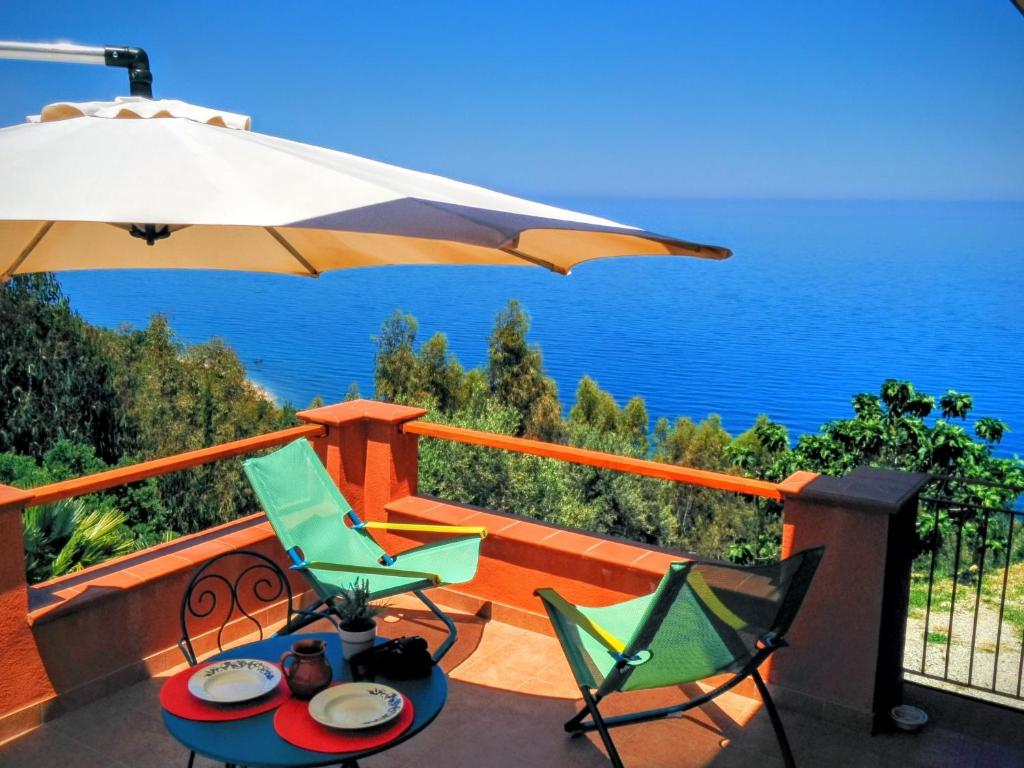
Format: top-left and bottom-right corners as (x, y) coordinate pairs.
(0, 399), (933, 746)
(27, 514), (276, 626)
(383, 494), (685, 633)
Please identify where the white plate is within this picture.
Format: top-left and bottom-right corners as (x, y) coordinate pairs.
(308, 683), (404, 730)
(187, 659), (281, 704)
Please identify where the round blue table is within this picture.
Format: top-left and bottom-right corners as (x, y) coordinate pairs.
(162, 633), (447, 768)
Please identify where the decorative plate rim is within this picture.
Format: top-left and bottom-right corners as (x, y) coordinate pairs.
(307, 682), (405, 730)
(186, 658), (281, 704)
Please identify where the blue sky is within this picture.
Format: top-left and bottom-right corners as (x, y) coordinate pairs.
(3, 1), (1022, 200)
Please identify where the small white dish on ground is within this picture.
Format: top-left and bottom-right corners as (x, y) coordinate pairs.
(890, 704), (928, 732)
(308, 683), (404, 730)
(188, 659), (281, 704)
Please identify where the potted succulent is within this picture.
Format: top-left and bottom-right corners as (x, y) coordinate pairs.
(335, 578), (384, 659)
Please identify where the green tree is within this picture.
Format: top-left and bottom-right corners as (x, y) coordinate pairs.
(344, 382), (361, 401)
(722, 416), (793, 563)
(487, 300), (563, 441)
(777, 379), (1020, 486)
(568, 376), (619, 433)
(2, 282), (297, 575)
(373, 311), (470, 414)
(0, 275), (132, 462)
(97, 315), (292, 533)
(413, 333), (467, 413)
(650, 414), (767, 558)
(774, 380), (1023, 570)
(373, 311), (420, 404)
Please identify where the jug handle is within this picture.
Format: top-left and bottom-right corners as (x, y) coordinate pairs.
(279, 650), (297, 676)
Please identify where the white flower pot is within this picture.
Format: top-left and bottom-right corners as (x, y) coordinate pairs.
(339, 622), (376, 660)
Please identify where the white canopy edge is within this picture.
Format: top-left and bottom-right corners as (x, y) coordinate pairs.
(27, 97), (252, 131)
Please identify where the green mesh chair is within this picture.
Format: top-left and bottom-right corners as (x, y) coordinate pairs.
(243, 438), (486, 662)
(536, 547), (824, 768)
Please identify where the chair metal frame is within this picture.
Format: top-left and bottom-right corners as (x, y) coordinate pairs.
(565, 640), (794, 768)
(178, 549), (298, 667)
(177, 549), (315, 768)
(538, 547), (824, 768)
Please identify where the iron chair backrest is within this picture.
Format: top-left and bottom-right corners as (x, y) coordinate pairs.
(602, 546), (824, 695)
(178, 549), (295, 666)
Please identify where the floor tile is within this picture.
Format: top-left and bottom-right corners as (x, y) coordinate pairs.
(1, 605), (1022, 768)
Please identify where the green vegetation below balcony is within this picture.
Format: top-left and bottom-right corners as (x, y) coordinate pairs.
(1, 275), (1021, 582)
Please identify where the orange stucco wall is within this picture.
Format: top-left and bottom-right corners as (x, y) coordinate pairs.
(0, 490), (55, 740)
(775, 497), (890, 713)
(0, 511), (298, 743)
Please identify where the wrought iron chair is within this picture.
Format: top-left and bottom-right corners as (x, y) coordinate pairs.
(243, 438), (487, 662)
(176, 549), (299, 768)
(535, 546), (824, 768)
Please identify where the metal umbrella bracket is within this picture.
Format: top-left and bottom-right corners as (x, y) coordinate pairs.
(0, 41), (153, 97)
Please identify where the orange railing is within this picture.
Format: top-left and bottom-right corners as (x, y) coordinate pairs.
(401, 421), (785, 501)
(26, 423), (325, 507)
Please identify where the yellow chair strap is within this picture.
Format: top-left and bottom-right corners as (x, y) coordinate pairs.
(361, 521), (488, 538)
(305, 560), (440, 585)
(688, 572), (747, 630)
(541, 590), (626, 654)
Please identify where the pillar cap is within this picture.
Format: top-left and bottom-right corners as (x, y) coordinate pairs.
(297, 399), (428, 427)
(778, 471), (820, 497)
(795, 466), (930, 514)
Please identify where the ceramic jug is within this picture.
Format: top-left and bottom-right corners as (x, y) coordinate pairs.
(279, 638), (332, 699)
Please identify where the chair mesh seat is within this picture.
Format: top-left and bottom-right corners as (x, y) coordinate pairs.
(539, 551), (823, 696)
(243, 439), (482, 602)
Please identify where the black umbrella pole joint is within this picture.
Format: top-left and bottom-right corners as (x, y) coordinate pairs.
(0, 41), (153, 98)
(103, 46), (153, 98)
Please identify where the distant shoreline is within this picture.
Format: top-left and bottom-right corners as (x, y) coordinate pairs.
(57, 198), (1024, 460)
(246, 377), (278, 405)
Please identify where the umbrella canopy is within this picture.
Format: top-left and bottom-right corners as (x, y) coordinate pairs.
(0, 97), (730, 280)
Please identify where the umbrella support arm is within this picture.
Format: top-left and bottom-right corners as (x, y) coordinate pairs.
(0, 41), (153, 98)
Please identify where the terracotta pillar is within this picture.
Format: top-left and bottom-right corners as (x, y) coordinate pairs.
(0, 485), (55, 741)
(773, 466), (928, 732)
(297, 400), (427, 522)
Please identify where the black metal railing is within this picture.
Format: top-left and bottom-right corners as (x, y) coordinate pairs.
(905, 475), (1024, 706)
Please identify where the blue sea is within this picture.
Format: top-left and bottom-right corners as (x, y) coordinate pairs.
(58, 199), (1024, 459)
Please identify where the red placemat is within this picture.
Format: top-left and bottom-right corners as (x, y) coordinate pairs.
(273, 688), (414, 753)
(160, 662), (291, 721)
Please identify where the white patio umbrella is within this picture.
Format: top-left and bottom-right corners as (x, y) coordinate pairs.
(0, 96), (730, 280)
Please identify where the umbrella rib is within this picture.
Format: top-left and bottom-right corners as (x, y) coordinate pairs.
(499, 246), (568, 275)
(405, 197), (568, 274)
(264, 227), (320, 277)
(2, 221), (54, 282)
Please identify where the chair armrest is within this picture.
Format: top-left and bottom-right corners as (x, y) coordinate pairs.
(687, 573), (747, 630)
(535, 588), (626, 654)
(292, 559), (440, 586)
(359, 521), (488, 538)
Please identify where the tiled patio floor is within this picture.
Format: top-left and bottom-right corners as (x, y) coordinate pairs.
(2, 597), (1023, 768)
